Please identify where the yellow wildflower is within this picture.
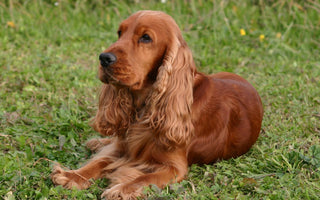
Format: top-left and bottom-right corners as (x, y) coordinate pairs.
(232, 5), (237, 13)
(259, 34), (265, 41)
(7, 21), (15, 28)
(276, 32), (282, 39)
(240, 29), (246, 36)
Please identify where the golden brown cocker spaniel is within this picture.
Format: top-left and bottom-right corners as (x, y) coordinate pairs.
(51, 10), (263, 199)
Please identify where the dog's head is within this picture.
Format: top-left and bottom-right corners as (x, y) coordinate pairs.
(98, 10), (190, 90)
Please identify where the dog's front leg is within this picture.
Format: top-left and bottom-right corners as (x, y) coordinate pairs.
(102, 156), (188, 200)
(51, 140), (120, 190)
(51, 157), (111, 189)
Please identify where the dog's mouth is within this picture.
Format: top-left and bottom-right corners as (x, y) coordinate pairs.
(99, 66), (119, 84)
(99, 63), (143, 90)
(100, 66), (136, 89)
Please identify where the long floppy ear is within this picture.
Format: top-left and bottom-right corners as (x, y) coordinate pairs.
(91, 84), (133, 136)
(143, 34), (196, 148)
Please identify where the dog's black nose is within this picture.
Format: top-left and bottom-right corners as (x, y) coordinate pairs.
(99, 52), (117, 68)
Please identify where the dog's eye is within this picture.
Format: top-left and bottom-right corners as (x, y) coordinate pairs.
(139, 34), (152, 43)
(117, 30), (122, 38)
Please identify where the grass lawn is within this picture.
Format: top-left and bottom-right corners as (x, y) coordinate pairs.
(1, 0), (319, 199)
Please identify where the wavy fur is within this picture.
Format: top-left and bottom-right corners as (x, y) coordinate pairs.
(140, 40), (195, 148)
(92, 84), (133, 136)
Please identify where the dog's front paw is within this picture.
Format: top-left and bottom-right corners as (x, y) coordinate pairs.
(51, 165), (91, 189)
(101, 184), (143, 200)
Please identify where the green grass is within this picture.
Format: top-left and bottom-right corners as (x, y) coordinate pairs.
(1, 0), (319, 199)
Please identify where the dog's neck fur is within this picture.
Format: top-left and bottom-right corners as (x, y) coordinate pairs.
(131, 85), (153, 113)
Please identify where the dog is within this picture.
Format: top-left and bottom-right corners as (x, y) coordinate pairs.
(51, 10), (263, 199)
